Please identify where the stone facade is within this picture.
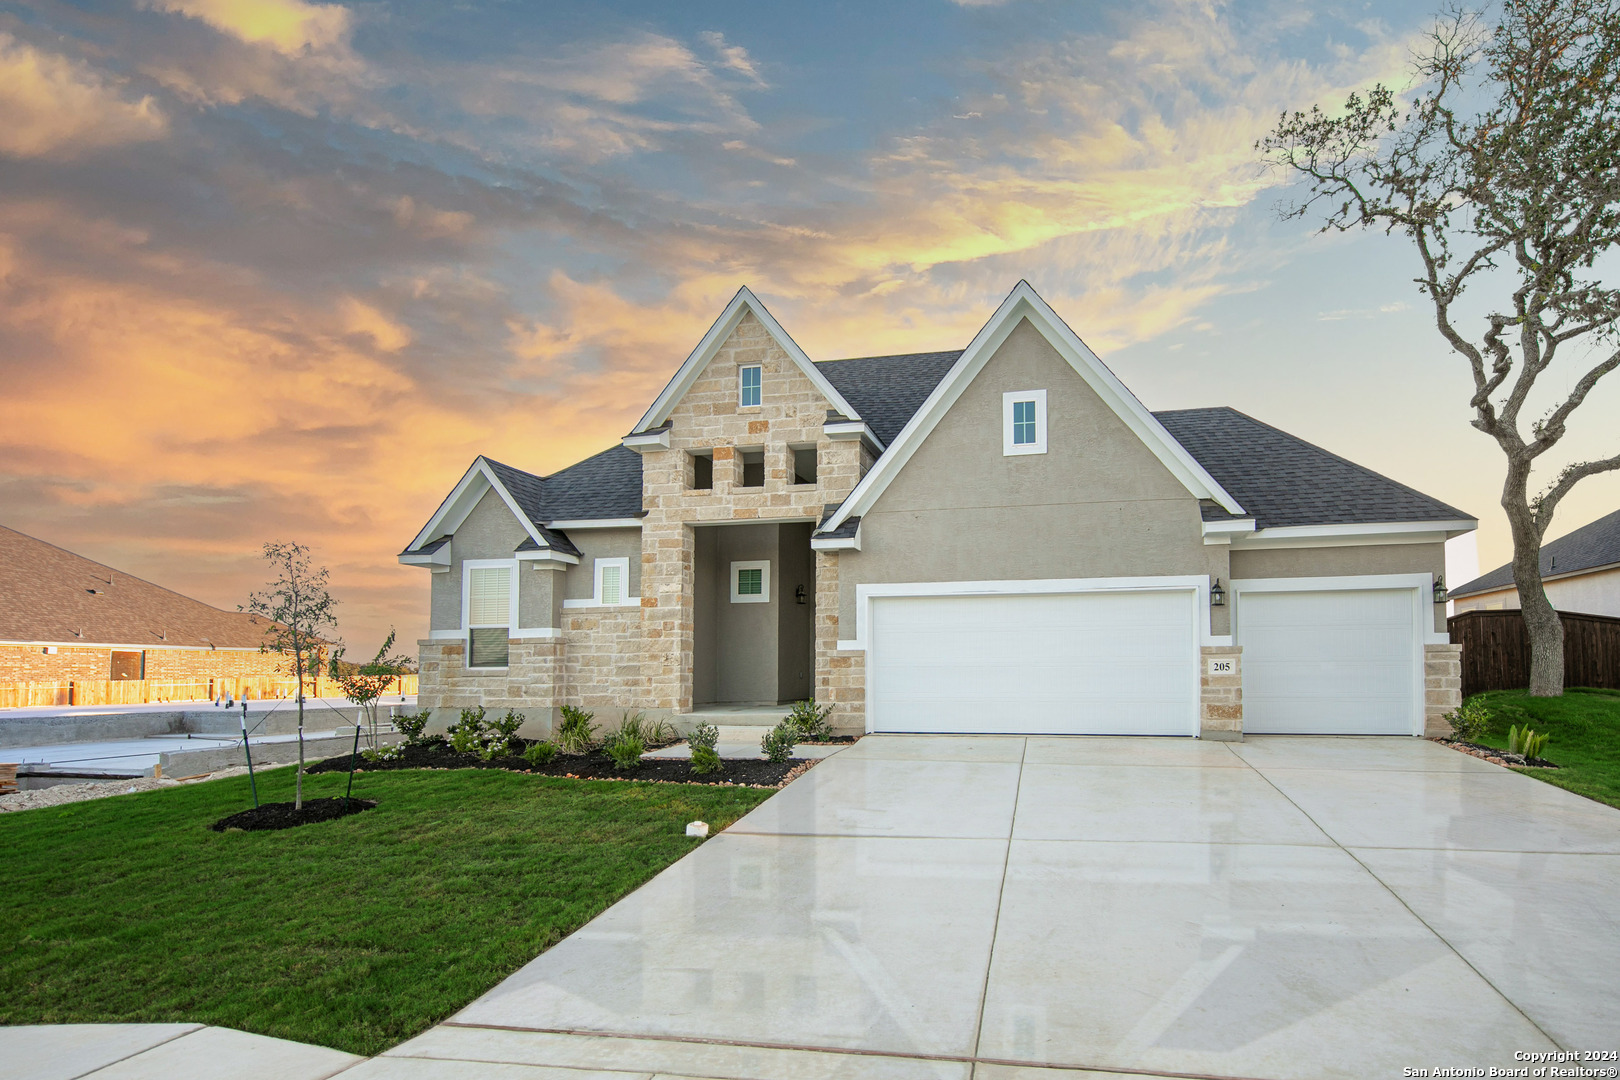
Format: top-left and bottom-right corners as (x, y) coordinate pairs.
(1423, 642), (1464, 738)
(1198, 644), (1243, 740)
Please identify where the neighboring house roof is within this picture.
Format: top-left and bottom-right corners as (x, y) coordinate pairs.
(1450, 507), (1620, 598)
(1153, 408), (1472, 530)
(0, 525), (273, 649)
(814, 351), (964, 447)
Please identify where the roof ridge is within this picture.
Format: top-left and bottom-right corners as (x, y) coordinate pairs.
(816, 349), (965, 365)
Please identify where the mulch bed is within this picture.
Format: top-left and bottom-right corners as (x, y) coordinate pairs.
(210, 797), (377, 832)
(1434, 738), (1558, 769)
(305, 739), (811, 787)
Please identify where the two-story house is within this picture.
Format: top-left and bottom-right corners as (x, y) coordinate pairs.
(400, 282), (1474, 739)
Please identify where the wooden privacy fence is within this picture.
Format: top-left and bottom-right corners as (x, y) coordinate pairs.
(0, 674), (418, 710)
(1448, 609), (1620, 697)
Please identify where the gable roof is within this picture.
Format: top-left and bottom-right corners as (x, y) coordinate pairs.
(814, 350), (964, 447)
(403, 448), (645, 557)
(1450, 507), (1620, 597)
(820, 281), (1244, 533)
(630, 287), (864, 437)
(0, 525), (274, 649)
(1153, 408), (1472, 530)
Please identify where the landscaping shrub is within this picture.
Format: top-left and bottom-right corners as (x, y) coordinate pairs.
(1444, 697), (1492, 742)
(447, 707), (487, 755)
(523, 741), (557, 767)
(610, 711), (678, 747)
(786, 699), (834, 742)
(1508, 724), (1551, 760)
(689, 745), (722, 775)
(557, 705), (597, 754)
(688, 722), (719, 755)
(604, 731), (645, 771)
(761, 719), (797, 764)
(479, 710), (525, 760)
(361, 743), (404, 763)
(392, 709), (433, 746)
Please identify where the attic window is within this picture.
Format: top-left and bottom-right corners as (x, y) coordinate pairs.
(739, 448), (765, 488)
(791, 445), (817, 485)
(739, 365), (762, 408)
(1003, 389), (1047, 456)
(690, 450), (713, 491)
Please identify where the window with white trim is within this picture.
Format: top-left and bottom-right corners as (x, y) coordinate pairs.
(738, 365), (762, 408)
(1003, 389), (1047, 456)
(730, 560), (770, 604)
(465, 564), (513, 667)
(594, 557), (630, 606)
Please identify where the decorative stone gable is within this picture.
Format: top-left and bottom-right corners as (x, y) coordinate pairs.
(636, 310), (869, 714)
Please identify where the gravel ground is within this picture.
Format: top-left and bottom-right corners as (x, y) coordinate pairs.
(0, 762), (291, 814)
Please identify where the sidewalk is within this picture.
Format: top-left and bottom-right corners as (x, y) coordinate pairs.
(0, 1024), (361, 1080)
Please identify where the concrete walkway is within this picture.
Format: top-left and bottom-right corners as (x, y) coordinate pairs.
(367, 735), (1620, 1079)
(0, 1024), (361, 1080)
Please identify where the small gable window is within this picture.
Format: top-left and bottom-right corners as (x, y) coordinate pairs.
(730, 560), (770, 604)
(1002, 389), (1047, 456)
(739, 365), (762, 408)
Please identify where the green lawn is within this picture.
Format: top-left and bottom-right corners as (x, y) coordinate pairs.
(1466, 687), (1620, 809)
(0, 766), (773, 1056)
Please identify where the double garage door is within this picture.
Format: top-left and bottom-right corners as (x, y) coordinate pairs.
(864, 584), (1421, 736)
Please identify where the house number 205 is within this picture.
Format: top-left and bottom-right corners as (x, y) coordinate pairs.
(1206, 659), (1235, 675)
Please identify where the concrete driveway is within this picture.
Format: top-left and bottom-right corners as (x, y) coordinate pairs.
(358, 736), (1620, 1080)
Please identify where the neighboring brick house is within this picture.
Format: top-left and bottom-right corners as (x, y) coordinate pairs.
(0, 525), (280, 686)
(401, 282), (1473, 738)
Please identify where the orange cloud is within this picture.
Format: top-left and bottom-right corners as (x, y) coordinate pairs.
(141, 0), (352, 56)
(0, 35), (167, 159)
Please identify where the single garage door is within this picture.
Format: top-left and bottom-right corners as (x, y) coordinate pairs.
(1237, 588), (1419, 735)
(867, 589), (1198, 735)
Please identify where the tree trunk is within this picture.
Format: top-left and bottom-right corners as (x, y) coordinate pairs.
(295, 661), (305, 810)
(1504, 494), (1564, 697)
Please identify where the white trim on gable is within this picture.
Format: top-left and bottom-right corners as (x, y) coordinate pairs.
(630, 286), (864, 436)
(405, 457), (551, 555)
(821, 282), (1245, 534)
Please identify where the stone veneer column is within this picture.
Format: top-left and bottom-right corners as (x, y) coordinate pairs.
(641, 519), (693, 713)
(814, 550), (865, 735)
(1199, 644), (1243, 740)
(1423, 643), (1463, 737)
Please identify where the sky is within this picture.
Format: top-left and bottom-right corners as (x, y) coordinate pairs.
(2, 0), (1618, 656)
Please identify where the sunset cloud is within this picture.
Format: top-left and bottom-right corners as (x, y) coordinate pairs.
(0, 35), (167, 159)
(6, 0), (1561, 653)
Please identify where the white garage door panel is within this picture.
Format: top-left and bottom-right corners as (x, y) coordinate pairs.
(869, 590), (1197, 735)
(1239, 589), (1417, 735)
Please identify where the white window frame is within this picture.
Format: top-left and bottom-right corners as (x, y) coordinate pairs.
(738, 364), (763, 409)
(730, 560), (771, 604)
(1003, 389), (1047, 456)
(593, 557), (632, 606)
(462, 559), (518, 669)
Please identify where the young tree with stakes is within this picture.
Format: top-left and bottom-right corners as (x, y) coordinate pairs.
(1258, 0), (1620, 696)
(329, 629), (413, 750)
(244, 542), (339, 809)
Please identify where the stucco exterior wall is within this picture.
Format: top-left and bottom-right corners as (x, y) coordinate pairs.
(838, 317), (1227, 629)
(430, 487), (534, 632)
(562, 528), (644, 601)
(1451, 565), (1620, 618)
(1229, 542), (1449, 632)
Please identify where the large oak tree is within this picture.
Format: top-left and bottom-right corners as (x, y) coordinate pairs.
(1259, 0), (1620, 695)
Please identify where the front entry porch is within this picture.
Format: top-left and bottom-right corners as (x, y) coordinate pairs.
(690, 520), (816, 710)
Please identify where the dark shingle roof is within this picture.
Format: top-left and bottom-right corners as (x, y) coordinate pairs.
(814, 351), (963, 446)
(1152, 407), (1471, 530)
(1451, 507), (1620, 597)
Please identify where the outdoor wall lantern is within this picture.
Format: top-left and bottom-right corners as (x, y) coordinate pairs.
(1433, 575), (1448, 604)
(1210, 578), (1225, 606)
(795, 584), (807, 605)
